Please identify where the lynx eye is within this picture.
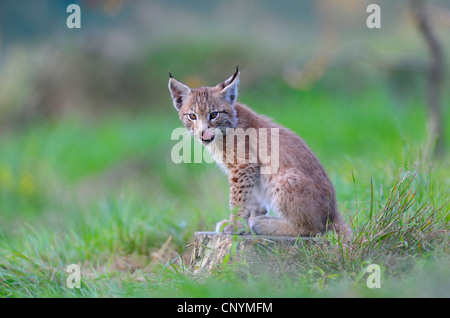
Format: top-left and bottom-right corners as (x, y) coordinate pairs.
(188, 113), (197, 120)
(209, 112), (219, 120)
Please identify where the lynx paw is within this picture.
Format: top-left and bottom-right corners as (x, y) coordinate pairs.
(215, 219), (249, 235)
(215, 219), (230, 233)
(249, 217), (265, 235)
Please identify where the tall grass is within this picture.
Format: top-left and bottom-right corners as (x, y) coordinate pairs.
(135, 172), (445, 299)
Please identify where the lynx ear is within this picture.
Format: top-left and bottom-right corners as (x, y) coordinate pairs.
(168, 73), (192, 111)
(218, 67), (239, 106)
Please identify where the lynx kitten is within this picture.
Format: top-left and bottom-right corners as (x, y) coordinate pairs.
(168, 68), (351, 237)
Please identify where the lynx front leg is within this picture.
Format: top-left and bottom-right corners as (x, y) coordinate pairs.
(216, 165), (262, 235)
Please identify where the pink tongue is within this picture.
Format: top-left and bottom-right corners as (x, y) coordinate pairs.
(202, 130), (214, 140)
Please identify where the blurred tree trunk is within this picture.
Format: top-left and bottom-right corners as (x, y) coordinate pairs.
(411, 0), (446, 159)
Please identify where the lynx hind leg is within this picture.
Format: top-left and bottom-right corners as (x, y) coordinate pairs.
(249, 215), (306, 236)
(260, 170), (334, 236)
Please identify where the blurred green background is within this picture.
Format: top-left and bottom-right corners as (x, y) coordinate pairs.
(0, 0), (449, 297)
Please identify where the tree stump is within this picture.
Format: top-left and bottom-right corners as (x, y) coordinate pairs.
(189, 231), (315, 273)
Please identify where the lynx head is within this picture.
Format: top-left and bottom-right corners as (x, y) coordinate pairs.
(168, 68), (239, 144)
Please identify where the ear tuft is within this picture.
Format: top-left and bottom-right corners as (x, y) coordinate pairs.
(168, 77), (191, 110)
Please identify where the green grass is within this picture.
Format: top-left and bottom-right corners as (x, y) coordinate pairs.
(0, 43), (449, 297)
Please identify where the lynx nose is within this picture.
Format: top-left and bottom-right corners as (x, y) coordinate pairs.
(201, 130), (215, 141)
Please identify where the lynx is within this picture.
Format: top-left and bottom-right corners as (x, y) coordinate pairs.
(168, 68), (351, 237)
